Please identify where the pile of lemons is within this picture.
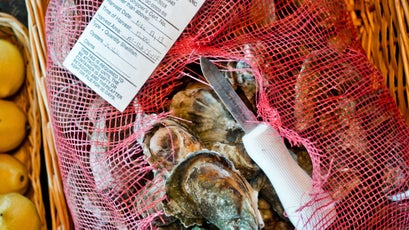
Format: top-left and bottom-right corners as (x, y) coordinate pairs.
(0, 38), (41, 230)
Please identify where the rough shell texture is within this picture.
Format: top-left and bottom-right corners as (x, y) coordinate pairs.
(169, 82), (241, 145)
(142, 118), (203, 173)
(163, 150), (264, 229)
(169, 81), (260, 180)
(209, 141), (260, 180)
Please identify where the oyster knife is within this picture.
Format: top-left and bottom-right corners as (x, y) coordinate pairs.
(200, 57), (336, 229)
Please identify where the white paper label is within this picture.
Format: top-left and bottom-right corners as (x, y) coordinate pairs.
(63, 0), (205, 112)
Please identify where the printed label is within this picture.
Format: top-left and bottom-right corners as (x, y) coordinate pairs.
(63, 0), (205, 111)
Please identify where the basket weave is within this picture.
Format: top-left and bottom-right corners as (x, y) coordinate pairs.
(25, 0), (408, 229)
(346, 0), (409, 124)
(26, 0), (72, 229)
(0, 12), (46, 229)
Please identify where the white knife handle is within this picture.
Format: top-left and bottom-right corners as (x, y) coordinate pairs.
(243, 124), (337, 229)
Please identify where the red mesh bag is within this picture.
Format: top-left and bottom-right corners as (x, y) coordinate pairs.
(45, 0), (409, 229)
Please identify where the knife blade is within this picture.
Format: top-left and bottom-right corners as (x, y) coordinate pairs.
(200, 57), (336, 229)
(199, 57), (258, 133)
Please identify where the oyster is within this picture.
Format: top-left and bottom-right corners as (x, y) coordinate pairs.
(169, 82), (241, 146)
(164, 150), (264, 229)
(141, 118), (204, 226)
(142, 118), (203, 173)
(210, 142), (259, 180)
(169, 81), (259, 180)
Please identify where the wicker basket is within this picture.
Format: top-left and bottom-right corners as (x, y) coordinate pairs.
(346, 0), (409, 124)
(24, 0), (408, 229)
(26, 0), (73, 229)
(0, 12), (46, 229)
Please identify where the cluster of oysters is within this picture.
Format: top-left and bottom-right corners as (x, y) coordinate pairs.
(141, 61), (312, 229)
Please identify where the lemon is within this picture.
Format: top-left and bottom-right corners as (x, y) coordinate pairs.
(0, 193), (41, 230)
(0, 100), (27, 152)
(0, 154), (29, 194)
(0, 39), (25, 98)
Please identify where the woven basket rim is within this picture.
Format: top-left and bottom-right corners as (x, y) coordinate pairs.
(0, 12), (46, 230)
(25, 0), (73, 229)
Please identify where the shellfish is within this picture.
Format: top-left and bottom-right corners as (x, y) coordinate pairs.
(169, 82), (241, 146)
(163, 150), (264, 229)
(142, 118), (203, 173)
(169, 82), (260, 179)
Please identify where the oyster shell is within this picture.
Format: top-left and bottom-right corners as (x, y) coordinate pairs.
(169, 81), (259, 180)
(210, 142), (260, 180)
(141, 118), (203, 226)
(164, 150), (264, 229)
(142, 118), (203, 173)
(169, 82), (241, 146)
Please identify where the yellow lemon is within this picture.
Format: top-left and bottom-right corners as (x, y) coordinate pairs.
(0, 100), (27, 152)
(0, 193), (41, 230)
(0, 154), (29, 194)
(0, 39), (25, 98)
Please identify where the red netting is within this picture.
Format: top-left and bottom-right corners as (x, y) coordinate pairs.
(45, 0), (409, 229)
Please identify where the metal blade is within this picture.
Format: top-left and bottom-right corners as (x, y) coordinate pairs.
(200, 57), (258, 133)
